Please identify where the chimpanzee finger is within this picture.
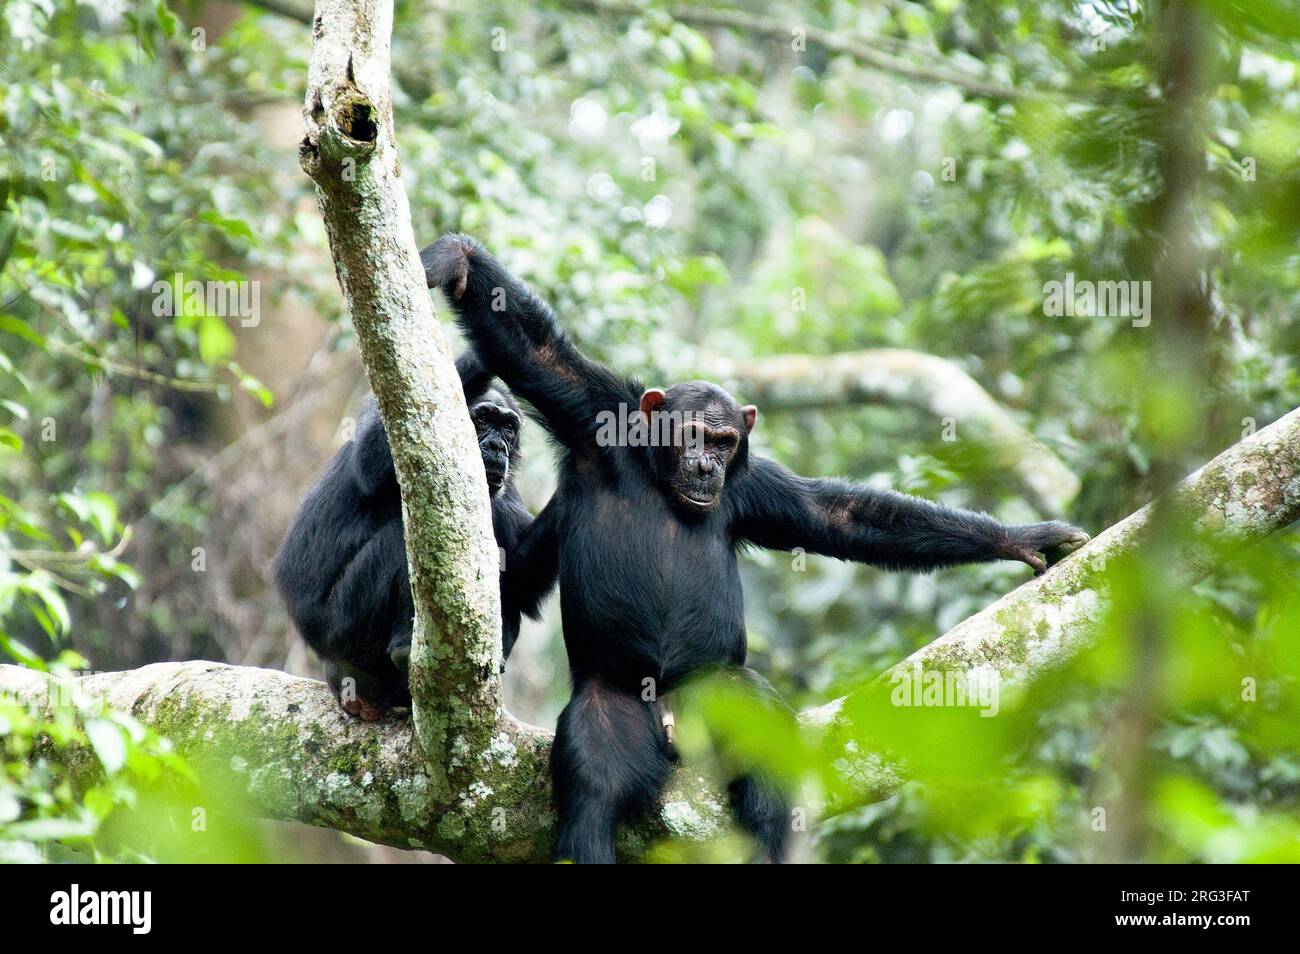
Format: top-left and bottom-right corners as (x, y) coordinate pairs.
(1020, 550), (1048, 575)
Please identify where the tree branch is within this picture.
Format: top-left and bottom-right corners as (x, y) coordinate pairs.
(813, 405), (1300, 727)
(713, 349), (1080, 516)
(563, 0), (1031, 100)
(5, 406), (1296, 860)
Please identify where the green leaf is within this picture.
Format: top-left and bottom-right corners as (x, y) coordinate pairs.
(80, 492), (118, 544)
(0, 791), (21, 824)
(198, 315), (235, 364)
(199, 210), (260, 245)
(107, 124), (165, 161)
(0, 215), (16, 272)
(57, 491), (119, 544)
(23, 575), (71, 637)
(237, 372), (274, 407)
(0, 314), (45, 347)
(0, 630), (43, 668)
(155, 1), (181, 38)
(86, 718), (128, 775)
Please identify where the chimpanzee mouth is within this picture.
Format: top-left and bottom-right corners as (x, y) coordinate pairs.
(677, 490), (717, 509)
(484, 462), (507, 494)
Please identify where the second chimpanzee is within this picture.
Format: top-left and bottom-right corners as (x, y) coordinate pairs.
(423, 234), (1089, 863)
(275, 351), (545, 720)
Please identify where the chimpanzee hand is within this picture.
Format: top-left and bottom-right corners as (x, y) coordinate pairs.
(1001, 521), (1090, 575)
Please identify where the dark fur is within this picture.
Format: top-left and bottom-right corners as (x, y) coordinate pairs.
(274, 350), (550, 718)
(423, 233), (1088, 861)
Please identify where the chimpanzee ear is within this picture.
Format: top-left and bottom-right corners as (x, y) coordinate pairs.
(639, 388), (667, 421)
(741, 405), (758, 433)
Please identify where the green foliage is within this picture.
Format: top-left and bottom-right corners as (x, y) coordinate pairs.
(0, 0), (306, 860)
(0, 653), (270, 861)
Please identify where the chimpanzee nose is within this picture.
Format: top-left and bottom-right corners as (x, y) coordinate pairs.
(485, 435), (506, 455)
(697, 457), (715, 476)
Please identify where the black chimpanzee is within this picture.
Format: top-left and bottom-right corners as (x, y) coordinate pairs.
(422, 234), (1090, 863)
(274, 350), (545, 721)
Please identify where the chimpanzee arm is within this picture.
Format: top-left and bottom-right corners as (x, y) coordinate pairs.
(421, 234), (637, 451)
(499, 496), (561, 662)
(731, 456), (1088, 574)
(348, 402), (396, 498)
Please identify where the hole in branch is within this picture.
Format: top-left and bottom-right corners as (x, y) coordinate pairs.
(338, 97), (378, 144)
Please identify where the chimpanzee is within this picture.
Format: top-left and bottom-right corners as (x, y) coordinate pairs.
(422, 234), (1090, 863)
(274, 350), (547, 721)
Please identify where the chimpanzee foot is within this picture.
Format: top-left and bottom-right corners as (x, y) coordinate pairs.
(338, 695), (385, 722)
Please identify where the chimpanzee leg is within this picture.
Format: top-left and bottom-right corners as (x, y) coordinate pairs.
(728, 774), (791, 863)
(322, 519), (412, 716)
(385, 563), (414, 674)
(551, 679), (675, 864)
(719, 667), (796, 863)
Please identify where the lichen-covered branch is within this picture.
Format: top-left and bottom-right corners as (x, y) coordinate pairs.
(0, 663), (725, 862)
(903, 405), (1299, 677)
(808, 405), (1300, 736)
(4, 407), (1295, 860)
(298, 1), (501, 775)
(714, 349), (1080, 516)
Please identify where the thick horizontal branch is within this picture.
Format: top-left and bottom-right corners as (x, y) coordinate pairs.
(811, 404), (1300, 726)
(0, 663), (730, 861)
(714, 349), (1080, 516)
(4, 407), (1295, 860)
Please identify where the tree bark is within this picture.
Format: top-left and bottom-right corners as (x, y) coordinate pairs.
(297, 0), (506, 792)
(713, 349), (1081, 516)
(5, 406), (1297, 861)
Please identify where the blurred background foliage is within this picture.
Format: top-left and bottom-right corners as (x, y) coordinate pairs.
(1, 0), (1297, 862)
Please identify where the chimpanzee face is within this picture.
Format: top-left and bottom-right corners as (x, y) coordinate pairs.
(641, 381), (757, 515)
(471, 388), (520, 496)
